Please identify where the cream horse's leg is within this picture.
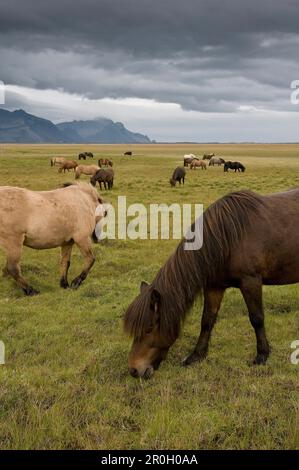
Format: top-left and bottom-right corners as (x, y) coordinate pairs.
(70, 238), (95, 289)
(60, 241), (74, 288)
(1, 236), (39, 295)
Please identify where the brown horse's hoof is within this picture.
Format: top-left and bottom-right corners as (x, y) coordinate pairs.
(182, 351), (207, 366)
(60, 279), (69, 289)
(253, 353), (269, 365)
(23, 286), (39, 296)
(70, 277), (82, 289)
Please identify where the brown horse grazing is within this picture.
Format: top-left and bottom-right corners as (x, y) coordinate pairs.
(190, 159), (207, 170)
(51, 157), (65, 167)
(75, 164), (100, 179)
(91, 168), (114, 190)
(98, 158), (113, 167)
(124, 188), (299, 379)
(58, 160), (78, 173)
(0, 183), (106, 295)
(170, 167), (186, 186)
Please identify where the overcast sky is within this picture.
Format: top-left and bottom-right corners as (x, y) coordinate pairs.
(1, 0), (299, 141)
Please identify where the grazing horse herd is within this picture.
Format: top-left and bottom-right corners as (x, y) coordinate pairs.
(170, 152), (246, 187)
(1, 147), (297, 380)
(51, 152), (115, 189)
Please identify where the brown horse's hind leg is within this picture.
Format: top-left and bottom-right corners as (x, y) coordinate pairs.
(2, 239), (39, 296)
(183, 288), (225, 366)
(70, 238), (95, 289)
(240, 276), (270, 365)
(60, 241), (73, 288)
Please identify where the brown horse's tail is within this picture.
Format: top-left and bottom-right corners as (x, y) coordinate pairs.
(50, 159), (53, 166)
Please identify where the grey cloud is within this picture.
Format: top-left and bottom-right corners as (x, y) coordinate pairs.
(0, 0), (299, 115)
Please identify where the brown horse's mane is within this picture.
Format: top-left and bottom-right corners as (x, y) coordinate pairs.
(124, 190), (265, 342)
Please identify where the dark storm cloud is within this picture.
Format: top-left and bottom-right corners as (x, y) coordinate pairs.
(1, 0), (298, 51)
(1, 0), (299, 112)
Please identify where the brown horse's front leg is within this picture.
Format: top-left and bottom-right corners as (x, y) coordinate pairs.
(240, 275), (270, 364)
(60, 241), (73, 288)
(71, 238), (95, 289)
(183, 288), (225, 366)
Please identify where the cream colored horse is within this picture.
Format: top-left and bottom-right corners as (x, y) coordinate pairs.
(75, 165), (100, 179)
(50, 157), (65, 166)
(0, 183), (106, 295)
(190, 159), (207, 170)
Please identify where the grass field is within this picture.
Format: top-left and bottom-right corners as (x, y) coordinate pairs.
(0, 143), (299, 450)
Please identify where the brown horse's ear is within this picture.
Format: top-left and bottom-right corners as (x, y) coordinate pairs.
(151, 288), (161, 305)
(140, 281), (149, 293)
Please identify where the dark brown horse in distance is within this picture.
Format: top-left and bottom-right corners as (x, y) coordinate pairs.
(78, 153), (86, 160)
(170, 167), (186, 186)
(79, 152), (94, 160)
(124, 151), (132, 156)
(224, 161), (246, 172)
(91, 168), (114, 190)
(124, 188), (299, 379)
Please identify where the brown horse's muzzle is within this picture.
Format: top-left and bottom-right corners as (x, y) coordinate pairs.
(128, 346), (168, 379)
(129, 365), (154, 380)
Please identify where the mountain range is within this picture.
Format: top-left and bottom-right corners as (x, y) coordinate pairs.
(0, 109), (152, 143)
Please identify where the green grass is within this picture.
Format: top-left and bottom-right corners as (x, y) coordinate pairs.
(0, 143), (299, 449)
